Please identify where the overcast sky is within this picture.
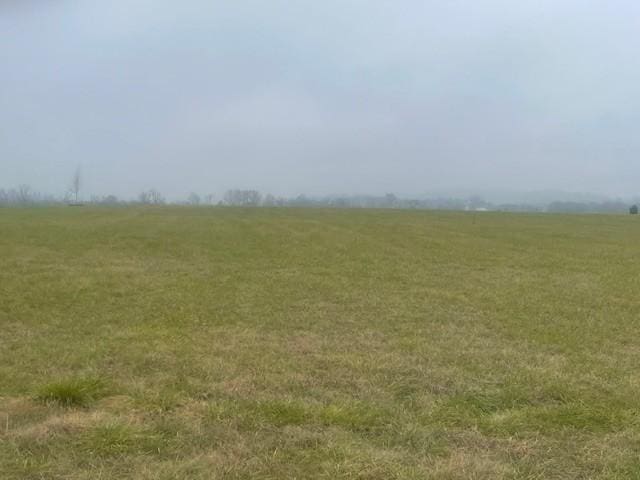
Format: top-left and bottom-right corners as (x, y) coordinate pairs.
(2, 1), (639, 200)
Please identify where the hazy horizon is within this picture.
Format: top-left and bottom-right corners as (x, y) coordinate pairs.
(2, 1), (639, 200)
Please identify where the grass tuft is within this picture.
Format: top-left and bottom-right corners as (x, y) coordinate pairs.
(35, 378), (106, 407)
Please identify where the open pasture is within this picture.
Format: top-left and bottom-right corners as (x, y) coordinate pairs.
(1, 207), (639, 479)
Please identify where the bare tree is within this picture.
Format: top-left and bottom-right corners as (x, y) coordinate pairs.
(149, 189), (165, 204)
(69, 167), (81, 203)
(139, 189), (165, 205)
(223, 189), (262, 206)
(17, 184), (32, 204)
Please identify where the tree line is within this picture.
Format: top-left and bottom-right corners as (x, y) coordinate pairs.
(2, 184), (639, 214)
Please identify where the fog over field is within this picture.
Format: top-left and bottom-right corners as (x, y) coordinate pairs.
(2, 1), (640, 200)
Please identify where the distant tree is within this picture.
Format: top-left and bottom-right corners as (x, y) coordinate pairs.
(222, 190), (234, 205)
(466, 195), (489, 210)
(263, 193), (276, 207)
(187, 192), (201, 205)
(17, 184), (32, 204)
(384, 193), (397, 207)
(138, 190), (150, 204)
(223, 189), (262, 206)
(331, 197), (349, 208)
(69, 167), (81, 203)
(247, 190), (261, 206)
(90, 194), (119, 205)
(292, 194), (311, 207)
(138, 189), (165, 205)
(149, 189), (165, 205)
(631, 205), (638, 215)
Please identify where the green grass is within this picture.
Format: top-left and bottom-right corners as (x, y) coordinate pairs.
(1, 206), (640, 478)
(35, 378), (106, 407)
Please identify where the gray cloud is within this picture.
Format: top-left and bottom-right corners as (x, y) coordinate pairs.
(2, 0), (639, 199)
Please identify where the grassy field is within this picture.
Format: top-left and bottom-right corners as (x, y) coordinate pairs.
(1, 207), (639, 479)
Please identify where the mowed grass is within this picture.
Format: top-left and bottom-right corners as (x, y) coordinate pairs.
(1, 206), (640, 479)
